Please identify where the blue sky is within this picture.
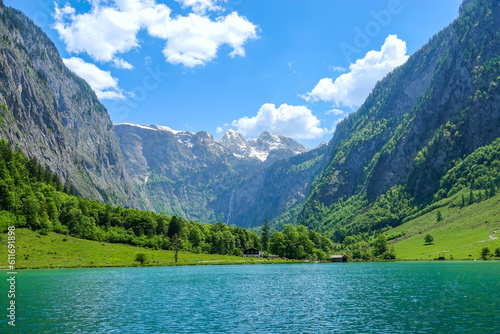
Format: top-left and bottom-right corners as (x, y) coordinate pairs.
(6, 0), (462, 148)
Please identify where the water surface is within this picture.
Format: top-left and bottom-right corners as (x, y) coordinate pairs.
(2, 261), (499, 333)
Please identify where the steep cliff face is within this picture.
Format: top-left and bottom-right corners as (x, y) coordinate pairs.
(298, 0), (500, 234)
(213, 144), (328, 227)
(0, 4), (137, 206)
(114, 123), (316, 226)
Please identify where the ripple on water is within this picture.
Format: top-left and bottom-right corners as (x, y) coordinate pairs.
(7, 262), (500, 333)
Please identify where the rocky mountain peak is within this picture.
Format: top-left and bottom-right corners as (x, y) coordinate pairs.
(218, 129), (310, 162)
(220, 129), (253, 157)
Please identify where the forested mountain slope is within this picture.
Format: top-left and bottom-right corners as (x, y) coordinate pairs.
(297, 0), (500, 241)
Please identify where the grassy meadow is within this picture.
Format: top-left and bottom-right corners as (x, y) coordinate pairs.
(0, 229), (296, 269)
(390, 193), (500, 260)
(1, 191), (499, 269)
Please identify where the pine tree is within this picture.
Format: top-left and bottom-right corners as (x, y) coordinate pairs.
(167, 216), (183, 263)
(436, 210), (443, 222)
(260, 219), (270, 252)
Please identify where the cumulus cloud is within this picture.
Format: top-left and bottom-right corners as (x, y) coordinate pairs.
(216, 126), (223, 133)
(176, 0), (222, 14)
(53, 0), (257, 68)
(303, 35), (409, 107)
(232, 103), (327, 139)
(150, 12), (258, 67)
(326, 108), (345, 115)
(63, 57), (125, 100)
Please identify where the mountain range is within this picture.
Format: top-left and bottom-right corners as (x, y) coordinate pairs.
(113, 122), (314, 226)
(0, 0), (499, 242)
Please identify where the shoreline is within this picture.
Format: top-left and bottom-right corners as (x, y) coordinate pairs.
(2, 257), (496, 271)
(2, 229), (497, 271)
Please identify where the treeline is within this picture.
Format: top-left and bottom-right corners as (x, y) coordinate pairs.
(0, 140), (335, 258)
(268, 223), (335, 260)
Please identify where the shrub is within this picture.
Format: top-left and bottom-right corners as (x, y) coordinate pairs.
(135, 253), (148, 265)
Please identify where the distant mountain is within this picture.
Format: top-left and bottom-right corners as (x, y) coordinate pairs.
(114, 123), (315, 226)
(0, 3), (137, 206)
(219, 129), (309, 163)
(296, 0), (500, 241)
(212, 143), (328, 228)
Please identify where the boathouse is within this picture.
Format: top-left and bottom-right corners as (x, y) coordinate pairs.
(330, 255), (347, 262)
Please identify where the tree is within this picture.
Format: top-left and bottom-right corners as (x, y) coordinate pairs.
(270, 231), (286, 258)
(436, 210), (443, 222)
(481, 247), (491, 260)
(167, 216), (183, 263)
(372, 234), (388, 256)
(189, 225), (203, 251)
(495, 247), (500, 257)
(223, 231), (235, 255)
(22, 192), (40, 229)
(135, 253), (148, 265)
(260, 219), (270, 252)
(424, 234), (434, 245)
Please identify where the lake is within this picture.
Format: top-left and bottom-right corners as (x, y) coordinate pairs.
(2, 262), (499, 333)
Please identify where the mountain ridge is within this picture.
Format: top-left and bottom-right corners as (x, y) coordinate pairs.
(0, 3), (138, 207)
(295, 0), (500, 241)
(113, 122), (316, 226)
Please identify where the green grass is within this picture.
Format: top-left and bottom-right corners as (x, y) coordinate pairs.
(389, 192), (500, 260)
(0, 229), (297, 269)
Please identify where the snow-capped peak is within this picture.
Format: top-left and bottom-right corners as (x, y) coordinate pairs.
(219, 130), (309, 162)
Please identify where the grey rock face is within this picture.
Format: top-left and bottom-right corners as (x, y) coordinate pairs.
(0, 5), (137, 207)
(114, 123), (315, 226)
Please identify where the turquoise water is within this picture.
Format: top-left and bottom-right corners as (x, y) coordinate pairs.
(2, 262), (499, 333)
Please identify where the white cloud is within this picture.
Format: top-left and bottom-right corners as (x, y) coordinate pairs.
(143, 55), (152, 65)
(149, 12), (258, 67)
(113, 58), (134, 69)
(53, 0), (257, 68)
(232, 103), (327, 139)
(326, 108), (345, 115)
(216, 126), (223, 133)
(303, 35), (409, 107)
(176, 0), (222, 14)
(63, 57), (125, 100)
(329, 65), (346, 72)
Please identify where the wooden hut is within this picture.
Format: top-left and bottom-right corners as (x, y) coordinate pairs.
(330, 255), (347, 262)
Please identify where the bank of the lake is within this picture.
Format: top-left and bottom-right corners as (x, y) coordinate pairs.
(2, 228), (500, 270)
(0, 228), (305, 269)
(1, 262), (499, 333)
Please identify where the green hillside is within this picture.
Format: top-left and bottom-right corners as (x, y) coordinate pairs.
(391, 192), (500, 260)
(292, 0), (500, 246)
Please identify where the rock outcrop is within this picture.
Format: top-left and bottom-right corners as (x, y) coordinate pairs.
(0, 4), (137, 207)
